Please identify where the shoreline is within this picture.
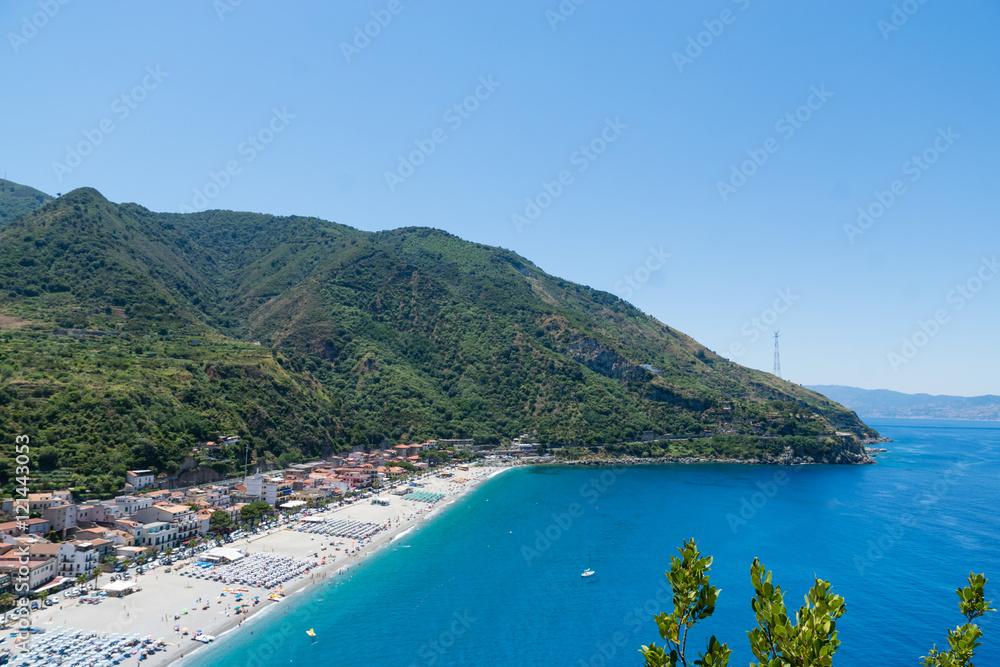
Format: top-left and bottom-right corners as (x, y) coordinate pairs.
(6, 463), (516, 667)
(543, 453), (877, 466)
(161, 463), (515, 666)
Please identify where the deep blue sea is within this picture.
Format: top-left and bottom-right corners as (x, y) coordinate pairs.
(189, 419), (999, 666)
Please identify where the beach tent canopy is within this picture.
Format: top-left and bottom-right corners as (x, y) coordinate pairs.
(101, 580), (138, 596)
(301, 516), (325, 523)
(203, 547), (245, 563)
(279, 500), (307, 509)
(101, 581), (135, 591)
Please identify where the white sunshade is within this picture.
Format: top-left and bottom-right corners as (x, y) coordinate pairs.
(203, 547), (244, 562)
(101, 580), (135, 592)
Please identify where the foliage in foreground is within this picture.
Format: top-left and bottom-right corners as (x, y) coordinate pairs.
(640, 539), (993, 667)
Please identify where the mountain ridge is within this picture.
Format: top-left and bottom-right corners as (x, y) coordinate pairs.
(0, 183), (877, 493)
(0, 178), (52, 224)
(807, 385), (1000, 421)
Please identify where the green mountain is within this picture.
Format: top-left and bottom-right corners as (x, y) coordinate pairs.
(0, 179), (52, 224)
(0, 185), (877, 495)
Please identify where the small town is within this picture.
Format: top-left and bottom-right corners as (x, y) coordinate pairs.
(0, 436), (539, 630)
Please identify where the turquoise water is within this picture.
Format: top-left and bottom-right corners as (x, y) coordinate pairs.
(189, 419), (999, 666)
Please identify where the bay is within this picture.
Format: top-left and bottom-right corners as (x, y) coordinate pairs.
(189, 419), (1000, 666)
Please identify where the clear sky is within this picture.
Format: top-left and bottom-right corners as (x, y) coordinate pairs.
(3, 0), (997, 396)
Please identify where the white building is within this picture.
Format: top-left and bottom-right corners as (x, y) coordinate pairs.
(113, 495), (153, 516)
(134, 521), (178, 551)
(125, 470), (156, 490)
(244, 475), (279, 506)
(43, 541), (100, 578)
(133, 503), (200, 544)
(0, 558), (56, 591)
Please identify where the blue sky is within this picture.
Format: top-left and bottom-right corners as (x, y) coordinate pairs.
(3, 0), (998, 396)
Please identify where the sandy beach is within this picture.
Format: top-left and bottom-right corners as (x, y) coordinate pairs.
(8, 463), (514, 667)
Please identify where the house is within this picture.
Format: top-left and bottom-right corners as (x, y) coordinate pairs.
(115, 545), (148, 560)
(125, 470), (156, 491)
(112, 519), (143, 541)
(438, 439), (474, 451)
(106, 530), (135, 547)
(27, 493), (56, 513)
(133, 521), (178, 551)
(4, 517), (52, 536)
(112, 495), (152, 516)
(193, 510), (213, 537)
(132, 503), (199, 544)
(244, 475), (279, 506)
(144, 490), (172, 504)
(0, 557), (56, 591)
(77, 500), (121, 523)
(28, 541), (101, 578)
(43, 500), (78, 536)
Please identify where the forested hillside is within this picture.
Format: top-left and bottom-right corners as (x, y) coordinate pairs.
(0, 185), (877, 494)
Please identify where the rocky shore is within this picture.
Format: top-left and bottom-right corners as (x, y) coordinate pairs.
(546, 444), (876, 467)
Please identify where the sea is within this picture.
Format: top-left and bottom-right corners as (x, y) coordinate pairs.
(188, 419), (1000, 666)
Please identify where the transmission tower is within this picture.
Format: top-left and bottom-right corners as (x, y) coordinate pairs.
(773, 331), (781, 379)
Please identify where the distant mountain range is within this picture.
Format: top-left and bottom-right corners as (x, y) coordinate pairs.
(807, 385), (1000, 421)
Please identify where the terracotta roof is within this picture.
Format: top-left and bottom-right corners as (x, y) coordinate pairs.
(0, 558), (52, 568)
(29, 544), (59, 555)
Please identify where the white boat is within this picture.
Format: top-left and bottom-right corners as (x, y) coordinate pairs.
(581, 551), (595, 577)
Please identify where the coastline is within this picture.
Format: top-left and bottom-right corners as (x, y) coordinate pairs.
(161, 463), (514, 667)
(12, 463), (515, 667)
(544, 452), (877, 466)
(164, 463), (514, 666)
